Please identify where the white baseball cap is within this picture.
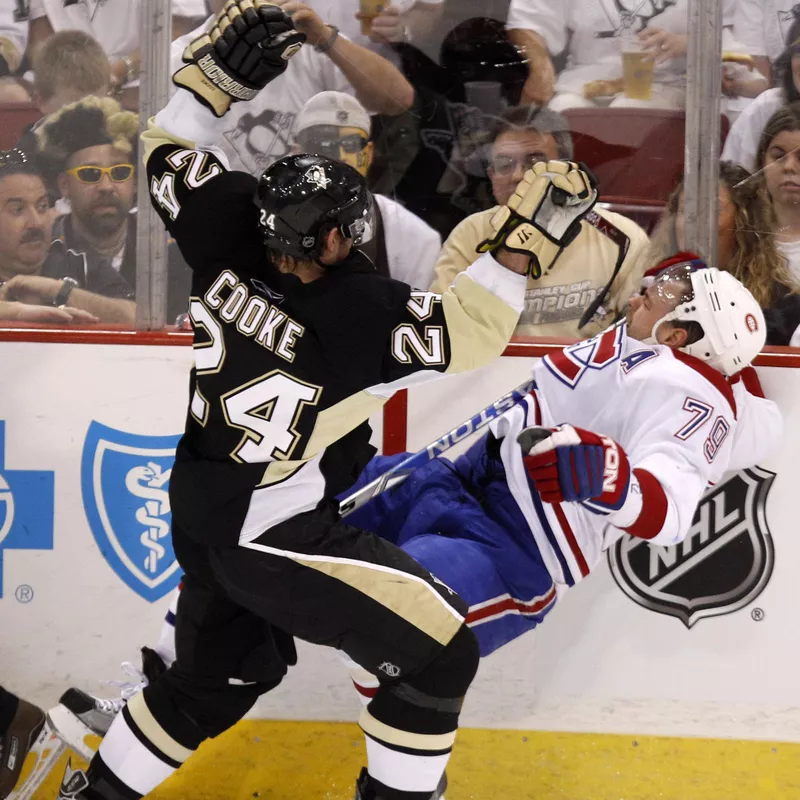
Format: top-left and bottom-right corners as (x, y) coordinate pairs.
(295, 92), (372, 137)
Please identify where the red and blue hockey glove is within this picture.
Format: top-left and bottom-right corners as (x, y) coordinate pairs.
(518, 424), (631, 514)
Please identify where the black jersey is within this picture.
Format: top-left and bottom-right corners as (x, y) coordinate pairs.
(142, 93), (523, 545)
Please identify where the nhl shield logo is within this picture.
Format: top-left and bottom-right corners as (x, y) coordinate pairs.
(81, 422), (182, 603)
(608, 467), (775, 628)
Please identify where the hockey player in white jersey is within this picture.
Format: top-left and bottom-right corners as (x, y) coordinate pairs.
(48, 253), (781, 783)
(343, 252), (782, 656)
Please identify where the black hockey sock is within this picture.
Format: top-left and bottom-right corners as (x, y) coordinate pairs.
(359, 625), (479, 795)
(0, 686), (19, 734)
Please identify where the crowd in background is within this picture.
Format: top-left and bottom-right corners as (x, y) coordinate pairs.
(1, 0), (800, 345)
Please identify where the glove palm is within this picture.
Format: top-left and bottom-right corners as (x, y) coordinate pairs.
(478, 161), (598, 277)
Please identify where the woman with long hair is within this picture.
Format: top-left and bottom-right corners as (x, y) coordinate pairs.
(723, 10), (800, 172)
(649, 160), (798, 310)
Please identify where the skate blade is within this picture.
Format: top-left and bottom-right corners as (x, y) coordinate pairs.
(5, 719), (65, 800)
(46, 705), (101, 762)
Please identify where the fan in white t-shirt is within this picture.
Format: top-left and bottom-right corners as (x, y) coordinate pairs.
(723, 15), (800, 172)
(293, 91), (441, 289)
(505, 0), (739, 112)
(169, 0), (414, 176)
(734, 0), (799, 64)
(26, 0), (213, 97)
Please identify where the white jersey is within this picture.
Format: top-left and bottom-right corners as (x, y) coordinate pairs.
(734, 0), (796, 60)
(374, 193), (441, 290)
(490, 323), (782, 591)
(721, 87), (783, 173)
(506, 0), (736, 99)
(30, 0), (139, 60)
(171, 19), (357, 175)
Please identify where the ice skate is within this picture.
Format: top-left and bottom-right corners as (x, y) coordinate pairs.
(0, 699), (46, 800)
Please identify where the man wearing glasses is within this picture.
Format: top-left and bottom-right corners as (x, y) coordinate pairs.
(0, 147), (135, 324)
(294, 91), (441, 289)
(431, 105), (652, 338)
(36, 96), (193, 323)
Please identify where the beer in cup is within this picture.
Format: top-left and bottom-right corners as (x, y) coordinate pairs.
(359, 0), (385, 35)
(620, 32), (656, 101)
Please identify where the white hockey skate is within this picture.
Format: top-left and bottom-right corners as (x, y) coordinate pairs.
(53, 647), (167, 743)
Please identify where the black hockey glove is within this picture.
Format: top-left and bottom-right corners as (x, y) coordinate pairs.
(174, 0), (306, 117)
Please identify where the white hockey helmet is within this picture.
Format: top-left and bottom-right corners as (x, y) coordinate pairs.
(648, 256), (766, 377)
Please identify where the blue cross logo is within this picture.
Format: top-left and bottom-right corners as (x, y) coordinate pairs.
(0, 421), (55, 598)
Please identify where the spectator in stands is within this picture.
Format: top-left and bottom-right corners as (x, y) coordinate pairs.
(32, 31), (110, 116)
(26, 1), (208, 106)
(35, 96), (193, 323)
(506, 0), (741, 112)
(0, 148), (135, 324)
(430, 105), (651, 337)
(756, 104), (800, 282)
(734, 0), (799, 76)
(724, 11), (800, 173)
(649, 160), (798, 316)
(370, 17), (528, 239)
(171, 0), (415, 175)
(306, 0), (445, 65)
(295, 91), (441, 288)
(0, 0), (28, 77)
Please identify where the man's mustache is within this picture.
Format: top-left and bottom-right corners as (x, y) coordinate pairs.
(20, 228), (46, 244)
(91, 194), (123, 211)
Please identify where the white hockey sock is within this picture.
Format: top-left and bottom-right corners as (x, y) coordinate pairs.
(364, 736), (450, 794)
(96, 693), (193, 797)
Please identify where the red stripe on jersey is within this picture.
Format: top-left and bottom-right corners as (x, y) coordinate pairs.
(466, 587), (557, 625)
(671, 350), (737, 418)
(528, 387), (542, 425)
(552, 501), (591, 577)
(729, 366), (765, 398)
(352, 680), (378, 699)
(593, 326), (621, 365)
(623, 469), (668, 540)
(547, 349), (582, 381)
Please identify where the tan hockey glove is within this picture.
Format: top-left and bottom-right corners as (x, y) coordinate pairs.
(173, 0), (306, 117)
(478, 160), (598, 278)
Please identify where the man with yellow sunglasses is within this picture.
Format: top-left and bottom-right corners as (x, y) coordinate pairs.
(36, 96), (193, 322)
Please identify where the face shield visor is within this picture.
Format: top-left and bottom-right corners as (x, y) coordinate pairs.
(340, 197), (375, 247)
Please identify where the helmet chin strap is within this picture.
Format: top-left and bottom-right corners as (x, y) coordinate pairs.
(640, 317), (665, 346)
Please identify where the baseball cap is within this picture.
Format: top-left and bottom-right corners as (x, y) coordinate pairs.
(295, 92), (372, 137)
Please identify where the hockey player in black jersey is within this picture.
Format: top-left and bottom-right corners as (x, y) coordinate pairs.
(54, 3), (597, 800)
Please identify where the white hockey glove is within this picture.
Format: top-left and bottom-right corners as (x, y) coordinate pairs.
(174, 0), (306, 117)
(478, 160), (598, 278)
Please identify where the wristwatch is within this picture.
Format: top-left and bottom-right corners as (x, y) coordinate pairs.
(315, 24), (339, 53)
(54, 277), (79, 307)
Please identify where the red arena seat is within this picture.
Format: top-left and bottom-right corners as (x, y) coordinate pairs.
(563, 108), (730, 204)
(0, 102), (43, 150)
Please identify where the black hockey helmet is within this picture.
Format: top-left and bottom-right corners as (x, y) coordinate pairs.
(255, 154), (374, 260)
(440, 17), (529, 107)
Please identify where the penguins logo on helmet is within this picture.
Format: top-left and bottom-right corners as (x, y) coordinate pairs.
(304, 165), (331, 190)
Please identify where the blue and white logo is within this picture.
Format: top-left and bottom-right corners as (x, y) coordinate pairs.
(82, 422), (181, 603)
(0, 421), (54, 598)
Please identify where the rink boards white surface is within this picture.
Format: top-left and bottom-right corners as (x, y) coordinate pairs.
(2, 332), (800, 799)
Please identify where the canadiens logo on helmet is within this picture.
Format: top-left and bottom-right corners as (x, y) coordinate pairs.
(745, 313), (759, 333)
(304, 165), (331, 190)
(608, 467), (775, 628)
